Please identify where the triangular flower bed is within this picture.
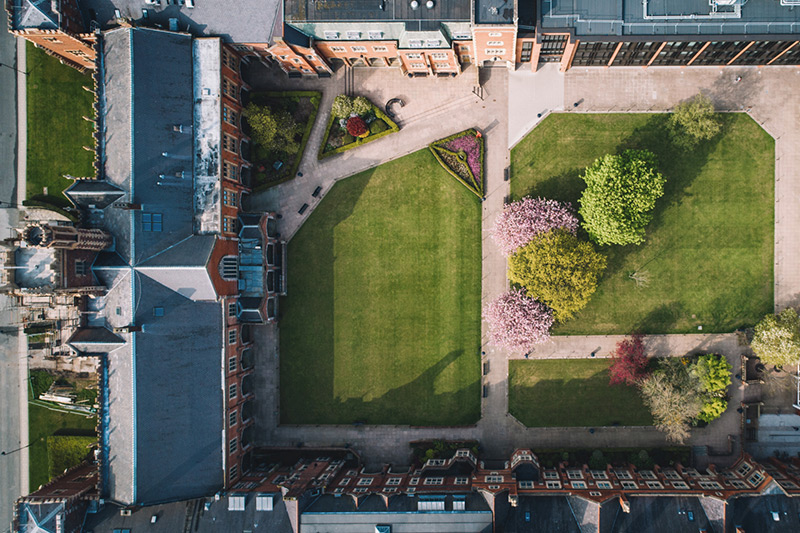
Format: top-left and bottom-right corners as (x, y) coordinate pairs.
(429, 128), (485, 199)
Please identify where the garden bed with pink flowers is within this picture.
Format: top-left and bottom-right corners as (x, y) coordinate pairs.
(429, 129), (485, 198)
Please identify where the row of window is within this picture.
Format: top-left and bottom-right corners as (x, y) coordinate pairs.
(330, 45), (389, 54)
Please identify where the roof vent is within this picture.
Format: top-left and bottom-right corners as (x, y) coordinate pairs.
(410, 0), (419, 9)
(426, 0), (434, 8)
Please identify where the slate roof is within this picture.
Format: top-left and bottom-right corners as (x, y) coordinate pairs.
(609, 496), (713, 533)
(9, 0), (58, 30)
(63, 180), (125, 210)
(91, 27), (225, 506)
(285, 0), (471, 23)
(730, 494), (800, 533)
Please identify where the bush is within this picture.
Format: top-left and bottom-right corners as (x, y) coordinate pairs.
(693, 354), (732, 393)
(698, 396), (727, 423)
(579, 149), (665, 246)
(346, 116), (369, 138)
(331, 94), (353, 118)
(352, 96), (372, 116)
(242, 102), (301, 151)
(508, 230), (607, 322)
(668, 93), (721, 149)
(751, 309), (800, 367)
(342, 133), (355, 145)
(369, 119), (389, 135)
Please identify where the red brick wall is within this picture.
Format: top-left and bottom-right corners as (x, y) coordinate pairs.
(473, 27), (517, 66)
(17, 30), (95, 70)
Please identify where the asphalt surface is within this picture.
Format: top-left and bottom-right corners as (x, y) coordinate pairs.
(0, 11), (23, 533)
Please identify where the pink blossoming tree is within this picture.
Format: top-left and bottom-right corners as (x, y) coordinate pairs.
(483, 289), (554, 351)
(491, 197), (579, 256)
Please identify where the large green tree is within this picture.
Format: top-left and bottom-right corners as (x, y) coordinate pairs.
(242, 103), (300, 151)
(579, 149), (665, 246)
(640, 362), (701, 444)
(508, 230), (606, 322)
(668, 93), (721, 149)
(751, 309), (800, 367)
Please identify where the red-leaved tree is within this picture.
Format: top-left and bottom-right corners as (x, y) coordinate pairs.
(483, 289), (554, 352)
(346, 116), (368, 137)
(608, 334), (650, 386)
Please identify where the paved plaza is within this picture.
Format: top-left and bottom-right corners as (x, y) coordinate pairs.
(247, 61), (797, 468)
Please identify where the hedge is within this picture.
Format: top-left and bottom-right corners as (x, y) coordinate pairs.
(251, 91), (321, 192)
(318, 101), (400, 160)
(428, 128), (485, 199)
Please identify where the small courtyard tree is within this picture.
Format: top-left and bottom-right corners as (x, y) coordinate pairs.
(751, 309), (800, 367)
(483, 289), (554, 351)
(578, 149), (665, 246)
(640, 370), (701, 444)
(608, 334), (650, 386)
(508, 230), (606, 322)
(242, 103), (300, 151)
(491, 197), (579, 256)
(668, 93), (721, 149)
(352, 96), (373, 116)
(331, 94), (354, 118)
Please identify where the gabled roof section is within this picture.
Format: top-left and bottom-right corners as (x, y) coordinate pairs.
(138, 234), (216, 268)
(67, 326), (125, 354)
(10, 0), (58, 30)
(64, 180), (125, 210)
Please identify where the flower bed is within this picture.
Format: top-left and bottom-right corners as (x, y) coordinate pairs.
(429, 129), (485, 198)
(319, 96), (400, 159)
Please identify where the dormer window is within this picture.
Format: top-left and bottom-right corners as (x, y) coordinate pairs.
(220, 256), (238, 280)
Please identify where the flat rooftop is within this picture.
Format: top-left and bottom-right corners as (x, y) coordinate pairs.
(540, 0), (800, 37)
(285, 0), (471, 23)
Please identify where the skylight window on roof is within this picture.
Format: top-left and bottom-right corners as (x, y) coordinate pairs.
(426, 39), (441, 47)
(324, 31), (339, 39)
(408, 39), (423, 48)
(368, 31), (383, 39)
(256, 494), (274, 511)
(346, 31), (360, 39)
(141, 213), (162, 232)
(228, 495), (245, 511)
(153, 307), (164, 317)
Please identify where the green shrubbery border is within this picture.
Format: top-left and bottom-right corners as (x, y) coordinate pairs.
(428, 128), (485, 199)
(318, 101), (400, 160)
(250, 91), (321, 192)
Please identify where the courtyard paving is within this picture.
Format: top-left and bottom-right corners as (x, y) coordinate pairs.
(246, 62), (796, 468)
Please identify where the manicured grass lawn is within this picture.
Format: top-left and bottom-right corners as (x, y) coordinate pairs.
(29, 403), (96, 489)
(508, 359), (653, 427)
(510, 113), (773, 334)
(26, 42), (95, 207)
(280, 149), (481, 425)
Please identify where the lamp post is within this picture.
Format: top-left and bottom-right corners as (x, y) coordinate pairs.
(0, 62), (28, 76)
(1, 438), (42, 456)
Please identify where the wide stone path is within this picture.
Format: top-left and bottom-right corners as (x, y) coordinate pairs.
(247, 63), (795, 468)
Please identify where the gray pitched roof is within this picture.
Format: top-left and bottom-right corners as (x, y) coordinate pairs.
(10, 0), (58, 30)
(64, 179), (125, 210)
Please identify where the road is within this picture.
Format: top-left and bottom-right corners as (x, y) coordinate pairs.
(0, 11), (25, 533)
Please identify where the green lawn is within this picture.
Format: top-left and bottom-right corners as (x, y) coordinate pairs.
(29, 403), (96, 490)
(279, 149), (482, 425)
(508, 359), (653, 427)
(511, 113), (773, 334)
(26, 42), (95, 207)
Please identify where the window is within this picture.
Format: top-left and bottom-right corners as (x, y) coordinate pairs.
(324, 31), (339, 39)
(455, 477), (469, 485)
(737, 462), (753, 476)
(621, 481), (638, 490)
(223, 189), (238, 207)
(229, 437), (238, 454)
(346, 31), (360, 39)
(426, 459), (446, 466)
(222, 49), (239, 71)
(357, 477), (372, 486)
(545, 480), (561, 489)
(410, 477), (419, 485)
(223, 216), (237, 234)
(434, 63), (450, 69)
(485, 49), (506, 56)
(228, 357), (237, 372)
(488, 32), (502, 37)
(519, 481), (534, 489)
(229, 464), (238, 480)
(614, 470), (632, 480)
(386, 477), (401, 486)
(222, 161), (238, 182)
(730, 480), (749, 489)
(223, 105), (238, 126)
(229, 410), (237, 426)
(572, 481), (587, 489)
(596, 481), (612, 489)
(292, 58), (301, 63)
(748, 472), (765, 486)
(485, 476), (503, 483)
(459, 45), (471, 52)
(351, 46), (367, 53)
(646, 481), (663, 489)
(426, 39), (441, 47)
(222, 78), (236, 99)
(431, 52), (448, 60)
(228, 329), (237, 345)
(353, 487), (367, 493)
(141, 213), (162, 232)
(373, 46), (388, 52)
(41, 37), (61, 43)
(423, 477), (443, 485)
(408, 39), (423, 48)
(153, 307), (164, 317)
(566, 470), (583, 480)
(780, 481), (798, 489)
(671, 481), (689, 489)
(75, 260), (87, 276)
(639, 470), (656, 480)
(67, 49), (89, 58)
(406, 53), (422, 59)
(338, 477), (351, 486)
(487, 41), (504, 46)
(221, 256), (238, 280)
(590, 471), (607, 480)
(330, 46), (346, 52)
(222, 134), (237, 153)
(663, 470), (680, 480)
(543, 471), (559, 480)
(229, 384), (237, 399)
(699, 481), (723, 490)
(228, 302), (237, 317)
(410, 63), (426, 69)
(368, 31), (383, 39)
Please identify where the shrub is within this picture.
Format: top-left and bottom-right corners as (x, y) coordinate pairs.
(342, 133), (355, 145)
(751, 309), (800, 367)
(579, 149), (665, 246)
(483, 289), (554, 351)
(693, 354), (732, 393)
(492, 197), (578, 256)
(369, 119), (389, 135)
(242, 103), (300, 151)
(698, 396), (727, 423)
(331, 94), (353, 118)
(346, 116), (369, 138)
(668, 93), (721, 149)
(508, 230), (607, 322)
(352, 96), (372, 116)
(608, 335), (650, 386)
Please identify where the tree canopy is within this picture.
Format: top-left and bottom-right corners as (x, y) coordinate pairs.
(508, 230), (606, 322)
(751, 309), (800, 367)
(640, 361), (701, 444)
(332, 94), (354, 118)
(608, 335), (650, 386)
(668, 93), (721, 149)
(482, 289), (554, 351)
(491, 197), (578, 257)
(352, 96), (373, 116)
(242, 103), (300, 151)
(578, 149), (665, 246)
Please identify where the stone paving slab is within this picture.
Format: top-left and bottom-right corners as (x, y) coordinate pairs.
(523, 333), (742, 359)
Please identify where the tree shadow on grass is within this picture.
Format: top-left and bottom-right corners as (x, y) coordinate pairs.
(634, 302), (685, 335)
